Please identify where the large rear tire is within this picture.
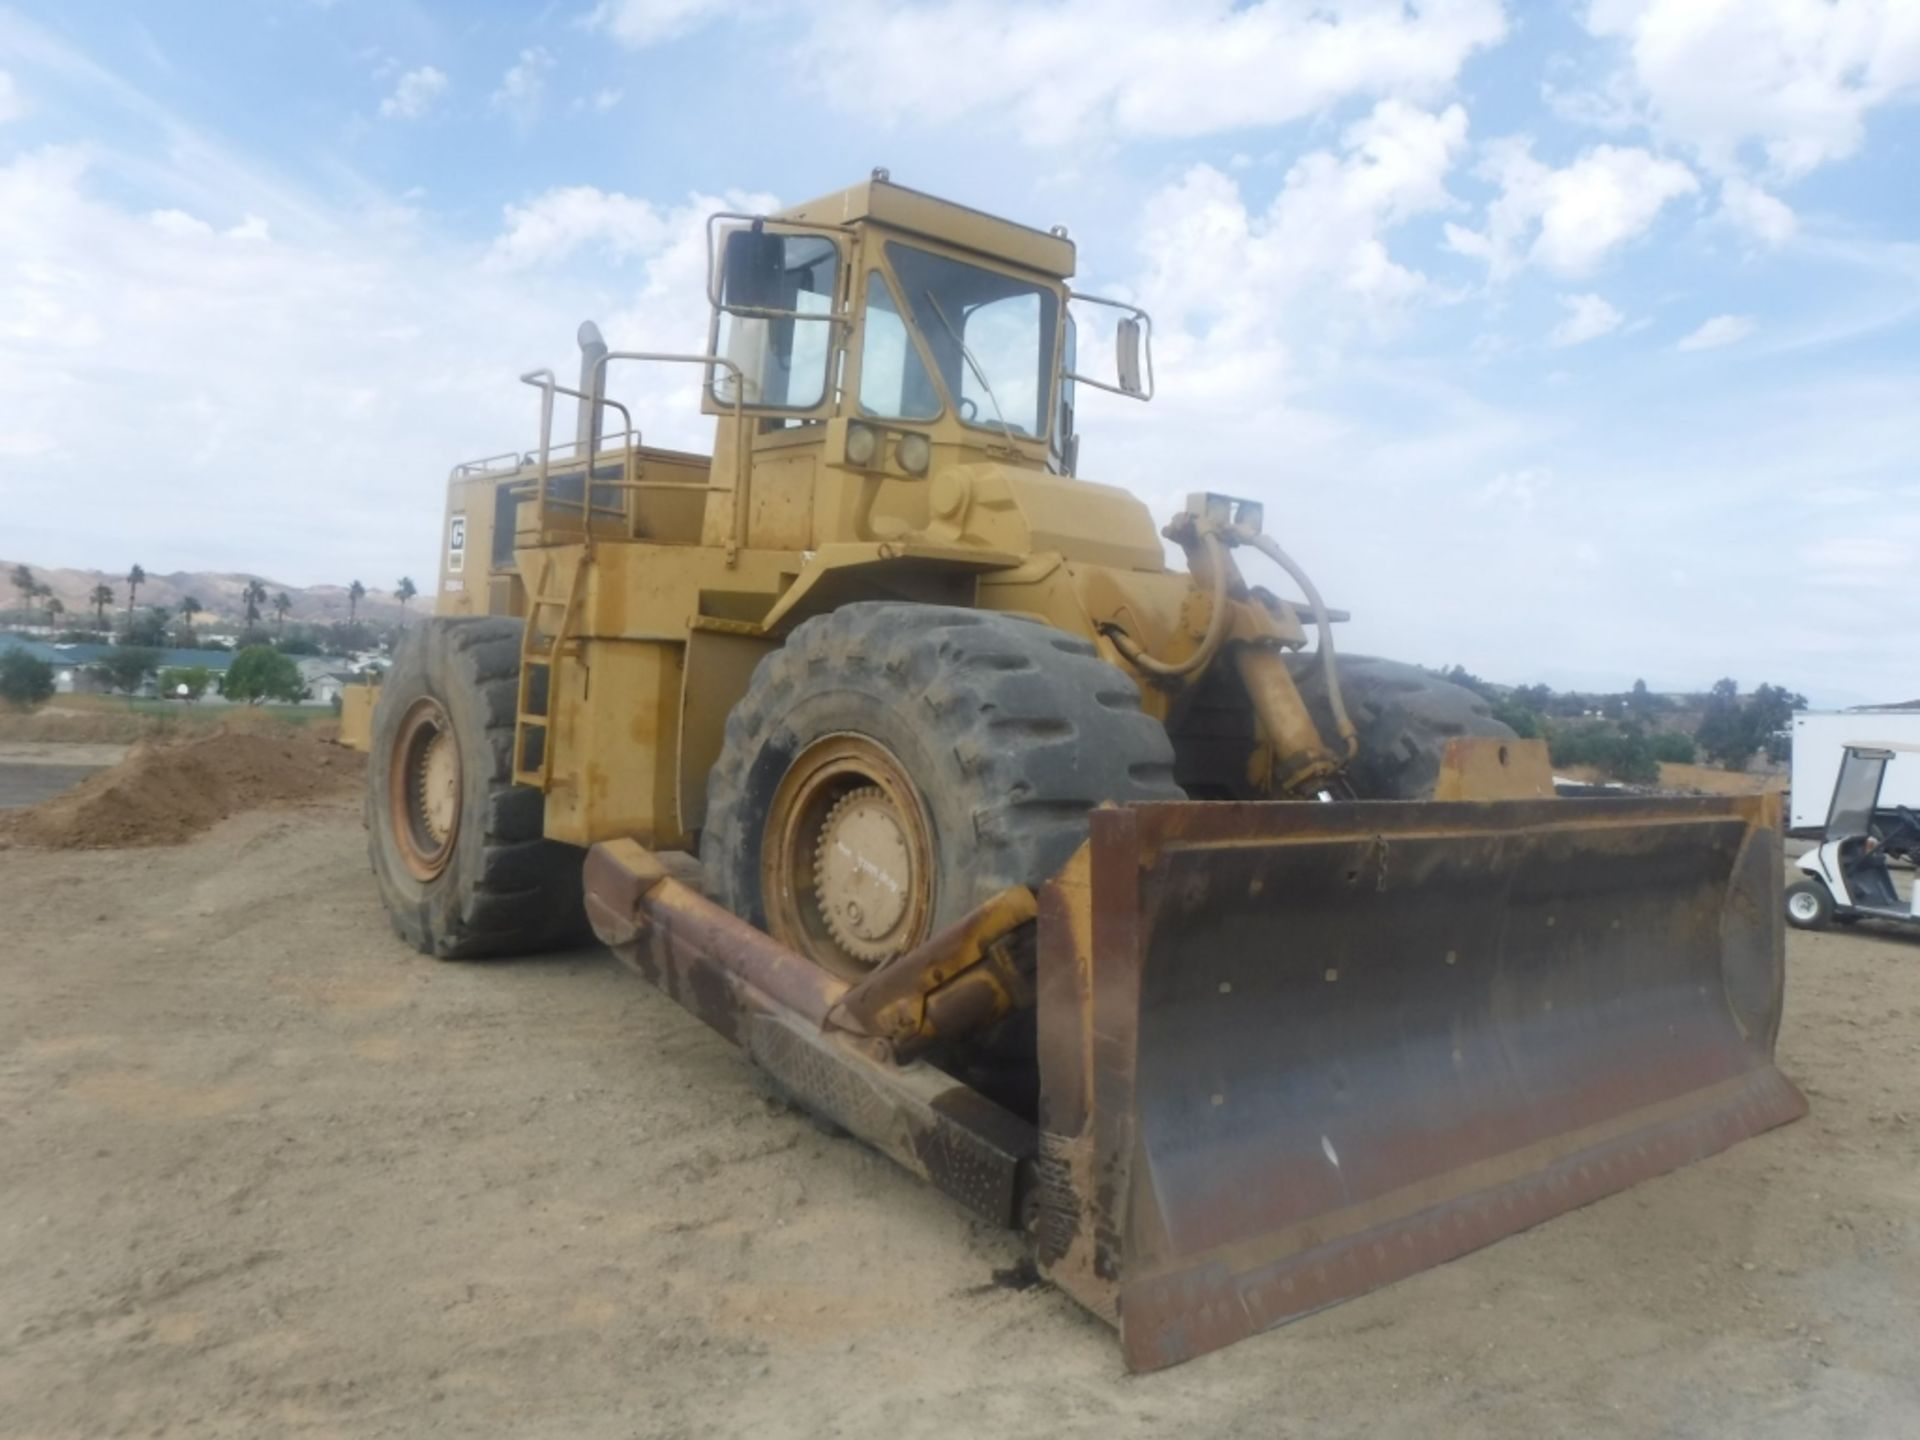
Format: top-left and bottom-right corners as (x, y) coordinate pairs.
(1291, 654), (1516, 801)
(366, 617), (588, 958)
(701, 604), (1184, 978)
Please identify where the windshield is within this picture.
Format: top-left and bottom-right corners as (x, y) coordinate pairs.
(1829, 751), (1888, 836)
(858, 270), (942, 421)
(886, 242), (1057, 438)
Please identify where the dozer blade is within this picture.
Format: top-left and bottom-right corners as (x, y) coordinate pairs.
(1031, 796), (1806, 1372)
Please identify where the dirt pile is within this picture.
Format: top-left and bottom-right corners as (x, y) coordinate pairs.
(0, 731), (362, 849)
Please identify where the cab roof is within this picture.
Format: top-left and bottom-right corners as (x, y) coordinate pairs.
(773, 176), (1076, 280)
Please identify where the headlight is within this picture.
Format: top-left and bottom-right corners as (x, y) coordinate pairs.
(897, 433), (931, 476)
(845, 422), (879, 467)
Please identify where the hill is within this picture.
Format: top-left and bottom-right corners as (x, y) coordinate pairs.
(4, 561), (413, 628)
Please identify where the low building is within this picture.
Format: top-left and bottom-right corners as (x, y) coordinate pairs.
(0, 635), (236, 698)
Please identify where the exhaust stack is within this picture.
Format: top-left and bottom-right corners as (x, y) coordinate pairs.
(576, 319), (608, 455)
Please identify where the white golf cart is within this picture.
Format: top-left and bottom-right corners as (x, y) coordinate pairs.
(1785, 742), (1920, 934)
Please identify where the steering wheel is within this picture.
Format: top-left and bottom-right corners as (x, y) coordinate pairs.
(957, 397), (978, 423)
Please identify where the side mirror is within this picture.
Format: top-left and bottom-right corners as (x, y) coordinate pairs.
(1064, 293), (1154, 402)
(721, 228), (785, 311)
(1116, 317), (1144, 397)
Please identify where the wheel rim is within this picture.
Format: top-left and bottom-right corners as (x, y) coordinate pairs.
(1787, 890), (1822, 922)
(762, 734), (935, 979)
(388, 697), (462, 882)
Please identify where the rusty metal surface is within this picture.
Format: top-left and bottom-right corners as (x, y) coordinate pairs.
(1034, 796), (1806, 1372)
(583, 838), (1037, 1224)
(829, 887), (1037, 1060)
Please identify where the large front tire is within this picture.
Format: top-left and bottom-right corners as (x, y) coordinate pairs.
(701, 604), (1184, 978)
(1291, 654), (1517, 800)
(366, 617), (588, 958)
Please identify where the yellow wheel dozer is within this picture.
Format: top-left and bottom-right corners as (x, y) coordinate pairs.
(363, 173), (1804, 1370)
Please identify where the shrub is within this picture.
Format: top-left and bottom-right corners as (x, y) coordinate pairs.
(92, 647), (161, 696)
(0, 647), (55, 711)
(222, 645), (305, 704)
(1650, 731), (1697, 765)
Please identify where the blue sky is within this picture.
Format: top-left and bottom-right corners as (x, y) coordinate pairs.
(1, 0), (1916, 704)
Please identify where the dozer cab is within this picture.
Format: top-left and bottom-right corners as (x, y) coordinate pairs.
(362, 172), (1804, 1370)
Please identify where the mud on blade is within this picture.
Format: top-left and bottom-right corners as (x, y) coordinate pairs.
(1032, 797), (1806, 1372)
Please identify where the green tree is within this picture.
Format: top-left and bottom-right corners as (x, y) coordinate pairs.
(125, 563), (146, 619)
(222, 645), (304, 704)
(1490, 695), (1542, 738)
(8, 563), (34, 617)
(1695, 678), (1750, 770)
(395, 576), (418, 621)
(44, 596), (64, 626)
(1651, 731), (1697, 764)
(92, 646), (161, 698)
(347, 579), (366, 622)
(90, 583), (116, 627)
(121, 610), (170, 647)
(242, 578), (268, 626)
(179, 594), (202, 640)
(273, 591), (292, 634)
(0, 647), (56, 711)
(159, 665), (213, 701)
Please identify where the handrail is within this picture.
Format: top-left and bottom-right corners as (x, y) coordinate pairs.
(519, 350), (751, 564)
(518, 369), (637, 538)
(589, 350), (751, 563)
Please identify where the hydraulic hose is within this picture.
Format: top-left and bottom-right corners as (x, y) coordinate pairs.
(1237, 528), (1358, 762)
(1102, 530), (1231, 680)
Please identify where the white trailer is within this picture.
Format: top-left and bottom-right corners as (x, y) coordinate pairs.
(1790, 709), (1920, 833)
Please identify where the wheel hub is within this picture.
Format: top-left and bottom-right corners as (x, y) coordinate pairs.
(813, 786), (915, 962)
(388, 697), (462, 881)
(761, 734), (936, 979)
(418, 730), (460, 844)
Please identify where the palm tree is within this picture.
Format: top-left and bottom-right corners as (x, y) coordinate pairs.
(180, 595), (201, 637)
(32, 581), (53, 620)
(242, 578), (268, 627)
(273, 591), (292, 634)
(348, 579), (366, 623)
(126, 564), (145, 619)
(90, 584), (115, 627)
(10, 564), (35, 617)
(46, 597), (64, 626)
(395, 576), (418, 622)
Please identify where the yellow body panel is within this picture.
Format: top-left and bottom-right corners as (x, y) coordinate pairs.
(432, 176), (1333, 850)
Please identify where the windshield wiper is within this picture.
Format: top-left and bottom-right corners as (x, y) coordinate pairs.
(923, 291), (1019, 448)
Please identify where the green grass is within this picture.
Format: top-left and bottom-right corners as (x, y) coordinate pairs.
(64, 694), (336, 725)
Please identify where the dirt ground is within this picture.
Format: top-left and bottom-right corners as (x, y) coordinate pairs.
(4, 796), (1919, 1439)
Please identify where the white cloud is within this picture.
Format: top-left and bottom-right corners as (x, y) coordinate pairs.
(1477, 465), (1553, 509)
(1139, 101), (1470, 357)
(0, 68), (25, 124)
(1586, 0), (1920, 180)
(491, 47), (554, 127)
(1800, 534), (1914, 587)
(379, 65), (447, 120)
(489, 185), (672, 269)
(1676, 313), (1756, 351)
(0, 141), (753, 588)
(1717, 175), (1796, 245)
(596, 0), (1506, 141)
(588, 0), (734, 47)
(1447, 140), (1698, 278)
(1550, 292), (1624, 347)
